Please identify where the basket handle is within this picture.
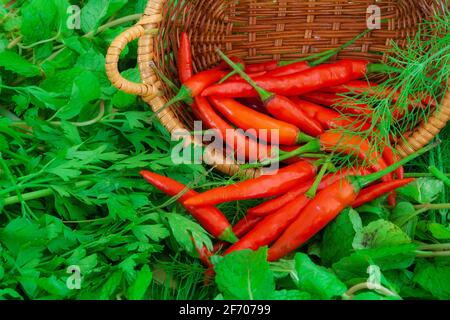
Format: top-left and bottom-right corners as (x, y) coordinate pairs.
(105, 24), (155, 96)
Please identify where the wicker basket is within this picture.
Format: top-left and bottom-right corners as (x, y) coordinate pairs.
(106, 0), (450, 178)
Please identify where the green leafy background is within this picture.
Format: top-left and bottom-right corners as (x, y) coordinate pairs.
(0, 0), (449, 300)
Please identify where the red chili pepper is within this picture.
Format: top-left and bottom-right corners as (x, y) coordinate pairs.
(183, 160), (317, 207)
(352, 178), (415, 208)
(241, 31), (370, 76)
(202, 59), (395, 98)
(193, 96), (272, 162)
(164, 69), (228, 108)
(301, 92), (372, 117)
(178, 32), (193, 83)
(248, 167), (370, 216)
(191, 236), (213, 267)
(245, 60), (279, 73)
(267, 143), (436, 261)
(209, 96), (311, 145)
(226, 71), (267, 82)
(140, 170), (237, 243)
(262, 61), (310, 78)
(215, 50), (324, 137)
(290, 97), (372, 131)
(216, 56), (245, 70)
(224, 195), (311, 255)
(212, 214), (264, 254)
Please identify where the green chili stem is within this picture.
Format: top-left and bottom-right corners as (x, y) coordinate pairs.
(150, 61), (179, 92)
(352, 141), (440, 190)
(242, 140), (321, 169)
(367, 63), (402, 74)
(281, 29), (372, 67)
(305, 158), (330, 198)
(216, 49), (273, 102)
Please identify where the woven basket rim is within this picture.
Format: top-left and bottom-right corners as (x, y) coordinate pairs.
(105, 0), (450, 178)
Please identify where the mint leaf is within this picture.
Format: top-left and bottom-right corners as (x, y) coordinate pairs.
(127, 265), (152, 300)
(295, 253), (347, 299)
(321, 208), (362, 265)
(428, 223), (450, 240)
(20, 0), (70, 45)
(333, 244), (417, 282)
(214, 248), (275, 300)
(81, 0), (110, 34)
(353, 220), (411, 249)
(397, 178), (444, 204)
(352, 292), (400, 300)
(390, 202), (418, 238)
(269, 290), (311, 300)
(58, 71), (101, 120)
(414, 261), (450, 299)
(0, 51), (41, 77)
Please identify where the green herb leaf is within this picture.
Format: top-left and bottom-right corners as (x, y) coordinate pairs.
(333, 244), (417, 282)
(321, 208), (362, 265)
(414, 261), (450, 299)
(0, 51), (41, 77)
(294, 253), (347, 300)
(353, 219), (411, 249)
(127, 264), (152, 300)
(214, 248), (275, 300)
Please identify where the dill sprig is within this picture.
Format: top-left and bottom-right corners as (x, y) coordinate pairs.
(326, 5), (450, 170)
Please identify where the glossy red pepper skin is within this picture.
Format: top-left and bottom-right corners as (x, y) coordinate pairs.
(245, 60), (279, 73)
(140, 170), (236, 242)
(268, 178), (358, 261)
(248, 168), (370, 216)
(178, 32), (193, 83)
(290, 97), (372, 131)
(264, 95), (324, 137)
(212, 214), (263, 254)
(184, 161), (317, 207)
(262, 61), (310, 78)
(225, 195), (311, 255)
(217, 56), (245, 70)
(208, 96), (302, 145)
(202, 60), (368, 98)
(191, 236), (213, 267)
(301, 92), (372, 117)
(352, 178), (415, 208)
(185, 69), (228, 97)
(193, 96), (272, 162)
(226, 71), (267, 82)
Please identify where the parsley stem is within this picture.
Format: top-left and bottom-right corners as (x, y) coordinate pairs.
(3, 180), (94, 207)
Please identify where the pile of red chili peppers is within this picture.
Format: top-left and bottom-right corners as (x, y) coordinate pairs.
(140, 32), (437, 268)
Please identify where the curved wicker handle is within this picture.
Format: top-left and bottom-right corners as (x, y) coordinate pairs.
(105, 24), (156, 96)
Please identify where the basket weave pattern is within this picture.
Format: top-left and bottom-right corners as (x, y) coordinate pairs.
(106, 0), (450, 178)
